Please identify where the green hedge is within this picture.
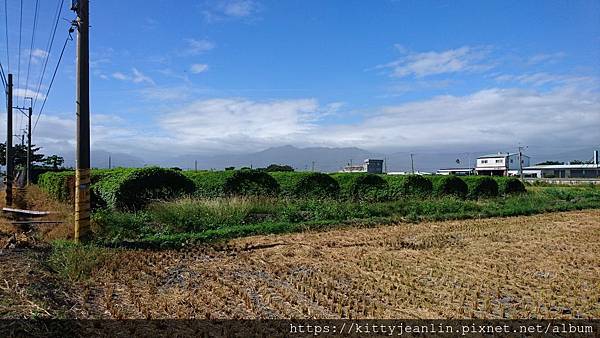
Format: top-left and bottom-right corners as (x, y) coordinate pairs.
(183, 171), (236, 198)
(433, 175), (468, 198)
(271, 172), (340, 198)
(223, 170), (280, 197)
(38, 171), (76, 202)
(465, 176), (499, 198)
(496, 177), (527, 195)
(39, 168), (194, 210)
(331, 173), (388, 201)
(401, 175), (433, 196)
(93, 167), (195, 210)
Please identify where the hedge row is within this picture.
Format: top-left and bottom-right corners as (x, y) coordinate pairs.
(39, 167), (194, 211)
(40, 168), (527, 210)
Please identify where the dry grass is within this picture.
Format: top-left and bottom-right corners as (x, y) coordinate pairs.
(74, 210), (599, 319)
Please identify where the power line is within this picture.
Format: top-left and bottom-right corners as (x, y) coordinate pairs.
(33, 29), (72, 132)
(3, 0), (9, 73)
(23, 0), (40, 108)
(33, 0), (64, 110)
(16, 0), (22, 101)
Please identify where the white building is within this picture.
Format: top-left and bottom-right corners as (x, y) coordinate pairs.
(341, 159), (384, 174)
(522, 151), (600, 178)
(436, 168), (475, 176)
(475, 152), (530, 176)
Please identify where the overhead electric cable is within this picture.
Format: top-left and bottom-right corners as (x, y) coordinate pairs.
(33, 0), (63, 110)
(33, 29), (71, 132)
(23, 0), (40, 107)
(16, 0), (22, 100)
(3, 0), (9, 72)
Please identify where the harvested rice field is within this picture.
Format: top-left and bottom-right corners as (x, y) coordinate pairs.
(59, 209), (600, 319)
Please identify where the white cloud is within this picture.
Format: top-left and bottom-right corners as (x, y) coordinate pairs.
(495, 72), (598, 88)
(528, 52), (566, 65)
(31, 48), (48, 59)
(190, 63), (209, 74)
(14, 88), (45, 100)
(184, 39), (215, 55)
(159, 98), (321, 152)
(112, 72), (128, 81)
(111, 69), (155, 85)
(377, 46), (493, 78)
(202, 0), (261, 22)
(132, 68), (155, 85)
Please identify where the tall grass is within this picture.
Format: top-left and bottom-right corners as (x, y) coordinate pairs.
(89, 186), (600, 246)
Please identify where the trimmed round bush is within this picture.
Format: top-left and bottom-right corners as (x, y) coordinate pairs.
(93, 167), (195, 210)
(501, 177), (526, 195)
(434, 175), (468, 198)
(401, 175), (433, 196)
(467, 176), (499, 198)
(294, 173), (340, 198)
(272, 172), (339, 198)
(183, 170), (235, 198)
(350, 174), (389, 201)
(223, 170), (280, 197)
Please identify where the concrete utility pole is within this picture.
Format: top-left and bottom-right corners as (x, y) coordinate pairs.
(26, 106), (31, 185)
(5, 74), (13, 206)
(194, 160), (197, 171)
(73, 0), (91, 242)
(410, 153), (415, 174)
(518, 146), (525, 180)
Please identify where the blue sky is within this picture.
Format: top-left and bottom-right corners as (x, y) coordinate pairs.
(1, 0), (599, 161)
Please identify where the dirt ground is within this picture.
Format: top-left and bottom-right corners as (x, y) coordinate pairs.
(3, 208), (597, 319)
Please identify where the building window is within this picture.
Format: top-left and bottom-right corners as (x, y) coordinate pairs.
(481, 160), (488, 164)
(510, 159), (513, 163)
(495, 159), (503, 163)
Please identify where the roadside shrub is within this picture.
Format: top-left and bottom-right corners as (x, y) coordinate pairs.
(401, 175), (433, 196)
(500, 177), (527, 195)
(183, 171), (235, 198)
(271, 172), (339, 198)
(223, 170), (280, 197)
(434, 176), (468, 198)
(38, 171), (75, 202)
(295, 173), (340, 198)
(467, 176), (499, 198)
(350, 174), (389, 201)
(93, 167), (195, 210)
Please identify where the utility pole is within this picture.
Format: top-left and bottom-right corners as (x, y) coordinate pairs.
(194, 160), (197, 171)
(384, 156), (387, 173)
(518, 146), (526, 180)
(73, 0), (90, 242)
(5, 74), (13, 206)
(410, 153), (415, 174)
(27, 106), (31, 185)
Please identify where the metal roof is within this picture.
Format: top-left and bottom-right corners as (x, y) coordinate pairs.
(524, 164), (599, 170)
(478, 152), (529, 159)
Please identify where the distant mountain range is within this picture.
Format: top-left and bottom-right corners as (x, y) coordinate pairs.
(59, 145), (598, 173)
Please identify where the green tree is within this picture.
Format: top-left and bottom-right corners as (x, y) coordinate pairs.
(0, 142), (46, 167)
(265, 164), (294, 172)
(43, 155), (65, 170)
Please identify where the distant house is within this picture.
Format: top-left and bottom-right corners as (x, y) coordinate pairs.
(436, 168), (475, 176)
(475, 152), (530, 176)
(522, 151), (599, 178)
(388, 171), (432, 176)
(341, 159), (384, 174)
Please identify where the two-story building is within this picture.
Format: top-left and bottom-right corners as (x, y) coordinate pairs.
(475, 152), (530, 176)
(341, 159), (384, 174)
